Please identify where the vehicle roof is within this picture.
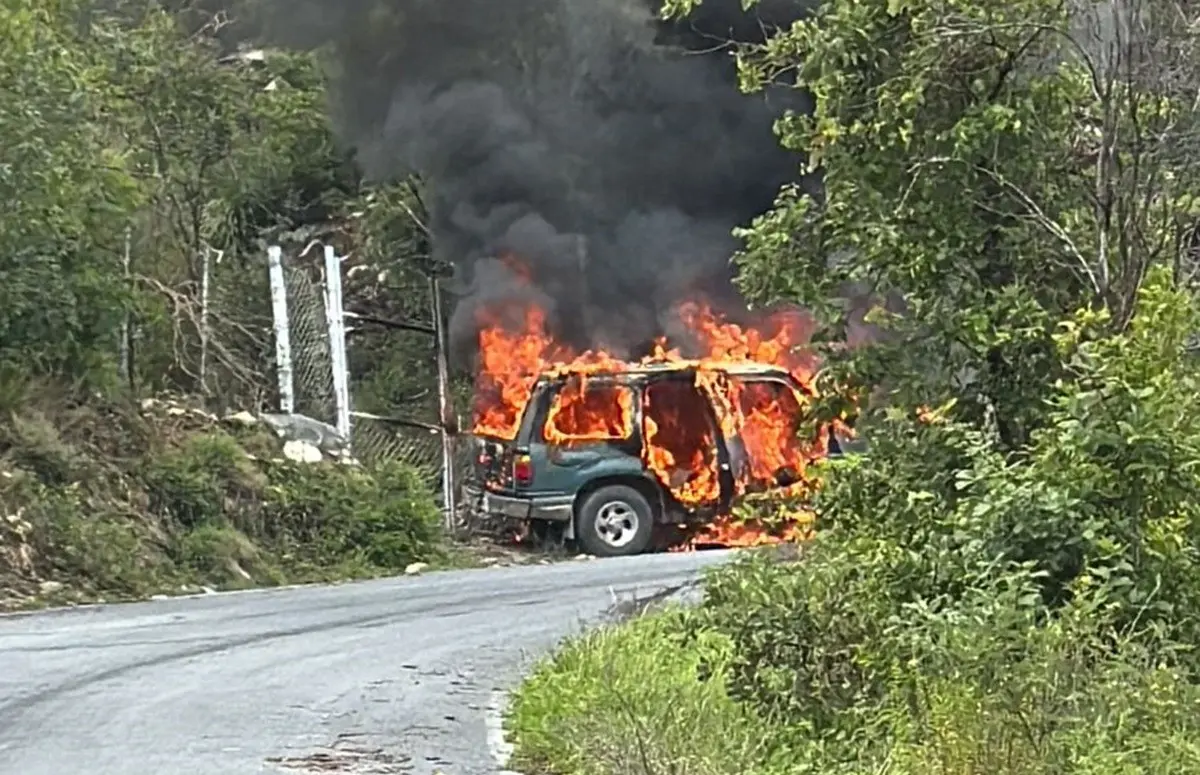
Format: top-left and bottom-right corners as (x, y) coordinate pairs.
(537, 359), (793, 382)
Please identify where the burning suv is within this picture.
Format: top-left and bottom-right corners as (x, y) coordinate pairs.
(465, 357), (837, 557)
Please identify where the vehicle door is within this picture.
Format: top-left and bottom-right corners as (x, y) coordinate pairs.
(641, 372), (732, 511)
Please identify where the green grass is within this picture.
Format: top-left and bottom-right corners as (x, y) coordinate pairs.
(506, 559), (1200, 775)
(507, 607), (787, 775)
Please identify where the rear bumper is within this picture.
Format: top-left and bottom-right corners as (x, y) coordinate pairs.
(463, 484), (574, 522)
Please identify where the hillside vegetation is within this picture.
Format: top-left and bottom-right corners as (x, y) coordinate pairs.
(507, 0), (1200, 773)
(0, 382), (445, 610)
(0, 0), (449, 606)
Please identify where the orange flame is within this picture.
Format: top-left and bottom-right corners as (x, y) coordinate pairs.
(544, 377), (635, 443)
(642, 378), (722, 505)
(471, 280), (843, 547)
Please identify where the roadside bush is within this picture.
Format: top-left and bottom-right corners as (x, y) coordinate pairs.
(144, 431), (267, 528)
(511, 575), (1200, 775)
(0, 408), (94, 487)
(695, 549), (1200, 773)
(178, 523), (284, 587)
(1, 410), (448, 608)
(876, 621), (1200, 775)
(701, 270), (1200, 749)
(263, 458), (443, 569)
(143, 430), (443, 574)
(2, 474), (176, 598)
(800, 270), (1200, 623)
(509, 270), (1200, 774)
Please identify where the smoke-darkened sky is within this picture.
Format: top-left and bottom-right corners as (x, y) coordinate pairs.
(248, 0), (816, 358)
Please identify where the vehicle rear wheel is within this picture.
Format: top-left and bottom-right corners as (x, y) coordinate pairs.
(575, 485), (655, 557)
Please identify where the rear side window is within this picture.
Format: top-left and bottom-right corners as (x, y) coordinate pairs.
(542, 377), (634, 443)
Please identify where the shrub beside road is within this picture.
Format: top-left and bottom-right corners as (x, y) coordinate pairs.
(509, 607), (781, 775)
(507, 276), (1200, 775)
(0, 393), (448, 610)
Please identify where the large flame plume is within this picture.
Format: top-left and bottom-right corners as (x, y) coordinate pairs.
(470, 262), (841, 548)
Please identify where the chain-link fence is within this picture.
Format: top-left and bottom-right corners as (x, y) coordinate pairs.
(280, 263), (335, 422)
(270, 244), (471, 516)
(123, 240), (477, 528)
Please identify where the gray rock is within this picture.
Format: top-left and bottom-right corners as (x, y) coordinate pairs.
(225, 410), (258, 426)
(259, 413), (349, 455)
(282, 440), (323, 463)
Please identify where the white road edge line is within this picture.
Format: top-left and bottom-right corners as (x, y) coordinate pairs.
(486, 689), (523, 774)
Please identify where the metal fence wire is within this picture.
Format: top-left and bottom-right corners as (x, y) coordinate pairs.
(282, 265), (335, 423)
(275, 248), (468, 504)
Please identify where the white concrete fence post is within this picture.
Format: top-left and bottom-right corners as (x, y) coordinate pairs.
(267, 245), (295, 414)
(323, 244), (352, 450)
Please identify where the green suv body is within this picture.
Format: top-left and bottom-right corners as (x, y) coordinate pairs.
(465, 360), (832, 557)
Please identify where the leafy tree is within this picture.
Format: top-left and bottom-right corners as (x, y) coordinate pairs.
(98, 6), (355, 395)
(0, 0), (371, 402)
(0, 0), (143, 383)
(653, 2), (1200, 764)
(667, 0), (1200, 445)
(346, 181), (444, 416)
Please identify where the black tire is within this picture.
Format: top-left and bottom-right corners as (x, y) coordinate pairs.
(574, 484), (655, 558)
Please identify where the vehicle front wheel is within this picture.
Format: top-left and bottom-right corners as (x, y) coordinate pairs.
(574, 485), (655, 558)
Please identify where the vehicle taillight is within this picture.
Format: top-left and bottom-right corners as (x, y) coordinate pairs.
(512, 453), (534, 486)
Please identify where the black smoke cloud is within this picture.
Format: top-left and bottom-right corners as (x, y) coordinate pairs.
(247, 0), (817, 361)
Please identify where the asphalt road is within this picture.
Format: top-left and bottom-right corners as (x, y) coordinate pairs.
(0, 550), (730, 775)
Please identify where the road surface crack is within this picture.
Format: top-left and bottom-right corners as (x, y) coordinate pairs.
(267, 734), (413, 773)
